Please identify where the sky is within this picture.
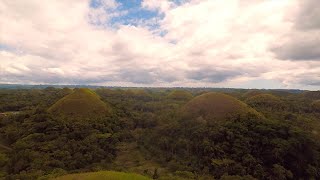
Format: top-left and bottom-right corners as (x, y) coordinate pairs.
(0, 0), (319, 90)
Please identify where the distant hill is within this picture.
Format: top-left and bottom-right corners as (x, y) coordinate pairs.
(246, 94), (285, 110)
(124, 89), (152, 100)
(167, 90), (193, 101)
(243, 90), (264, 99)
(53, 171), (150, 180)
(48, 88), (110, 118)
(181, 92), (261, 121)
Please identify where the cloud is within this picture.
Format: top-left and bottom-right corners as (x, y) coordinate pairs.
(271, 32), (320, 61)
(142, 0), (174, 12)
(117, 68), (155, 84)
(295, 0), (320, 30)
(0, 0), (319, 90)
(271, 0), (320, 61)
(187, 68), (243, 83)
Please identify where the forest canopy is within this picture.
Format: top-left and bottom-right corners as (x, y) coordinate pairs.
(0, 87), (319, 179)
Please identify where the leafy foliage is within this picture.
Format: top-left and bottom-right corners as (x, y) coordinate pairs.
(246, 94), (285, 111)
(53, 170), (151, 180)
(167, 90), (193, 101)
(0, 88), (319, 179)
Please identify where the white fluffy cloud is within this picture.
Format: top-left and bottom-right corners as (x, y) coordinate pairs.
(0, 0), (319, 89)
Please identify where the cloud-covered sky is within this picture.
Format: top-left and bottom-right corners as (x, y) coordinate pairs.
(0, 0), (319, 90)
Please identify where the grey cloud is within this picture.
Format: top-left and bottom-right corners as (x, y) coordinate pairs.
(271, 0), (320, 61)
(2, 72), (65, 84)
(118, 68), (156, 84)
(298, 79), (320, 86)
(160, 73), (178, 83)
(295, 0), (320, 30)
(111, 41), (129, 54)
(187, 68), (243, 83)
(296, 73), (320, 86)
(2, 65), (114, 85)
(117, 68), (179, 84)
(1, 59), (180, 85)
(272, 36), (320, 61)
(307, 81), (320, 86)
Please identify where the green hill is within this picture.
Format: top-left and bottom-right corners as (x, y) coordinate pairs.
(167, 90), (193, 101)
(242, 90), (263, 99)
(181, 92), (261, 121)
(48, 88), (110, 118)
(246, 94), (285, 110)
(52, 171), (151, 180)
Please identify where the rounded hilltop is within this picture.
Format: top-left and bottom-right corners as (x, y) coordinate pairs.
(167, 90), (193, 101)
(245, 93), (285, 110)
(180, 92), (261, 121)
(242, 90), (263, 99)
(48, 88), (111, 118)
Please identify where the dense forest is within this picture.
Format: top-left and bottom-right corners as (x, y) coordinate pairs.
(0, 87), (319, 179)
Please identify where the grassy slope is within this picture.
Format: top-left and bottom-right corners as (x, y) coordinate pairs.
(181, 92), (261, 121)
(112, 142), (164, 176)
(48, 88), (110, 117)
(53, 171), (151, 180)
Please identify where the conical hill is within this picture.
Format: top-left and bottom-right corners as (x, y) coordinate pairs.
(181, 92), (262, 121)
(48, 88), (110, 118)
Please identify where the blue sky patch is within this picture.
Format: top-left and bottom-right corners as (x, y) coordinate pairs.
(89, 0), (161, 28)
(0, 43), (18, 53)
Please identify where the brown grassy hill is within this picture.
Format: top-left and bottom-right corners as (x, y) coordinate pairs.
(167, 90), (193, 101)
(48, 88), (110, 118)
(180, 92), (261, 121)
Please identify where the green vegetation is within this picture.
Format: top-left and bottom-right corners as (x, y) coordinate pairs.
(246, 93), (285, 111)
(48, 88), (110, 118)
(167, 90), (193, 101)
(302, 91), (320, 100)
(311, 100), (320, 112)
(242, 90), (263, 99)
(53, 171), (151, 180)
(0, 87), (319, 179)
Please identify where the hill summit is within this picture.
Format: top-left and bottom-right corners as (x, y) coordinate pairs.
(48, 88), (110, 118)
(181, 92), (261, 121)
(246, 93), (285, 110)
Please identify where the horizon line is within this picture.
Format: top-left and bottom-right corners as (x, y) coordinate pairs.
(0, 83), (314, 91)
